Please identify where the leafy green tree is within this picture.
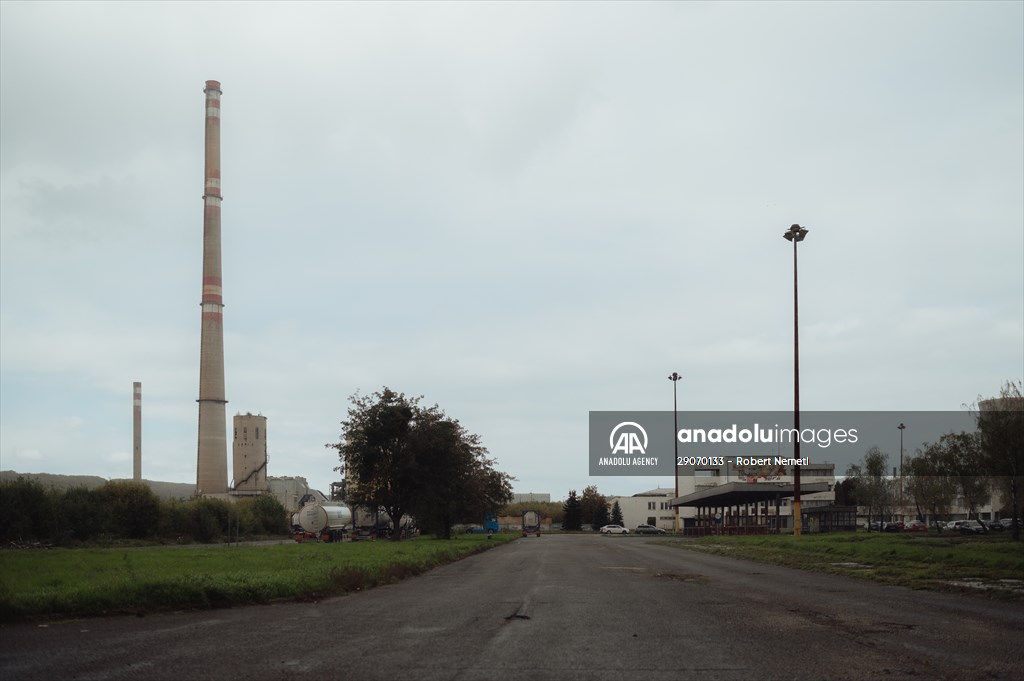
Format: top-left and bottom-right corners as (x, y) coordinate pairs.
(610, 500), (624, 526)
(330, 387), (513, 540)
(329, 388), (422, 540)
(407, 417), (465, 538)
(410, 415), (513, 539)
(592, 501), (610, 530)
(458, 456), (514, 530)
(579, 485), (608, 529)
(562, 490), (582, 531)
(252, 494), (289, 534)
(833, 477), (859, 507)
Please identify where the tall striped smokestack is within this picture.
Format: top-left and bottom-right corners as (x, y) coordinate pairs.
(196, 80), (228, 495)
(133, 381), (142, 481)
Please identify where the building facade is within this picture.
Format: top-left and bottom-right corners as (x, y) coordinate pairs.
(606, 487), (677, 530)
(512, 492), (551, 504)
(675, 462), (837, 530)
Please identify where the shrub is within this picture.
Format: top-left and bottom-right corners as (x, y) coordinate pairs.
(249, 495), (289, 535)
(97, 481), (161, 539)
(55, 487), (107, 543)
(187, 498), (231, 543)
(0, 478), (55, 543)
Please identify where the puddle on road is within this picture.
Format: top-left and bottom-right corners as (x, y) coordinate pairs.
(830, 562), (874, 570)
(941, 578), (1024, 594)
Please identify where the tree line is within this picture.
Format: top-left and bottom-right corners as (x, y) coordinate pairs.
(837, 381), (1022, 539)
(560, 485), (622, 530)
(0, 478), (289, 545)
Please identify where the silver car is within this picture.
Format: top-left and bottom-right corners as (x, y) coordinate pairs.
(600, 524), (629, 534)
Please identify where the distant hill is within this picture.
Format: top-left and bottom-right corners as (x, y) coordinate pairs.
(0, 471), (195, 501)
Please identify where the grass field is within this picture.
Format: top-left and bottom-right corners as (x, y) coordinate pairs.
(5, 532), (1019, 622)
(659, 532), (1024, 598)
(0, 534), (515, 622)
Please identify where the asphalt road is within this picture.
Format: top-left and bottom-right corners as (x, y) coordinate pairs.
(1, 535), (1022, 681)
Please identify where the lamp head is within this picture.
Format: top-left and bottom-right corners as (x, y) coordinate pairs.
(783, 224), (809, 242)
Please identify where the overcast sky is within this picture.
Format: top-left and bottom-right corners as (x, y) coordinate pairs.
(2, 1), (1021, 499)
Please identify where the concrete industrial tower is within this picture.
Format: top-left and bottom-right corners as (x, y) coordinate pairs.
(232, 413), (269, 494)
(195, 80), (228, 496)
(133, 381), (142, 481)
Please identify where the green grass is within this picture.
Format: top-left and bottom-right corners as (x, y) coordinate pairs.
(657, 532), (1024, 598)
(0, 534), (516, 622)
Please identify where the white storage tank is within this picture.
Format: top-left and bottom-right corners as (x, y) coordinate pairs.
(298, 503), (352, 535)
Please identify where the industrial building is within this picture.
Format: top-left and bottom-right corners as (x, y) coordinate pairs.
(604, 488), (677, 531)
(268, 476), (328, 513)
(232, 413), (269, 495)
(512, 492), (551, 503)
(669, 463), (838, 533)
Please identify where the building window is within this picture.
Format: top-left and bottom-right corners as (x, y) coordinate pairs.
(256, 427), (260, 439)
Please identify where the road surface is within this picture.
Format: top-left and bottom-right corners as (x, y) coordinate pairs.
(2, 535), (1021, 680)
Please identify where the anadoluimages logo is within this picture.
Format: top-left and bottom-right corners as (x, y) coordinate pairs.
(609, 421), (648, 455)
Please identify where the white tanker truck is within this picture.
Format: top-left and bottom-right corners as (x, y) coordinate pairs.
(292, 503), (353, 543)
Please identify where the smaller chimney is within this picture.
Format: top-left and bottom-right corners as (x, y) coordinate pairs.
(133, 382), (142, 481)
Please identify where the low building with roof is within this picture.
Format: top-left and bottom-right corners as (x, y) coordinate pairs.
(605, 487), (677, 531)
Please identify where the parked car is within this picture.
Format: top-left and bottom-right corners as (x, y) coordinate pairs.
(958, 520), (988, 535)
(600, 524), (629, 534)
(882, 521), (904, 532)
(904, 520), (928, 532)
(635, 524), (666, 535)
(982, 520), (1004, 532)
(999, 518), (1019, 531)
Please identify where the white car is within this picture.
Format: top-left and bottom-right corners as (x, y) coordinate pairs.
(600, 525), (629, 534)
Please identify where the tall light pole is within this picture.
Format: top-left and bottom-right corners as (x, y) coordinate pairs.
(783, 223), (808, 536)
(898, 423), (906, 513)
(669, 372), (682, 534)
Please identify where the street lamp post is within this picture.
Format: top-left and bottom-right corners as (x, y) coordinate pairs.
(669, 372), (682, 534)
(898, 423), (906, 513)
(783, 223), (809, 536)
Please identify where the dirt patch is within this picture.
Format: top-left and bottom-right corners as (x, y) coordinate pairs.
(655, 571), (710, 585)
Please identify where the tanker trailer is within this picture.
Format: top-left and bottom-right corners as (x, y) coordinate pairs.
(522, 510), (541, 537)
(294, 503), (352, 542)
